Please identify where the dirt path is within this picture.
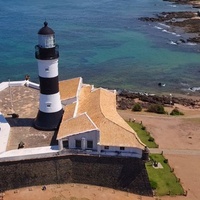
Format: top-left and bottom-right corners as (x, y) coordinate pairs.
(150, 148), (200, 155)
(3, 184), (154, 200)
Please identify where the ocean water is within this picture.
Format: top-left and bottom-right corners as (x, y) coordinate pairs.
(0, 0), (200, 95)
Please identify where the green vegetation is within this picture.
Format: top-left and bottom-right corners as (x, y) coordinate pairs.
(127, 121), (158, 148)
(128, 122), (184, 196)
(170, 108), (184, 116)
(145, 154), (184, 196)
(147, 104), (166, 114)
(132, 103), (142, 112)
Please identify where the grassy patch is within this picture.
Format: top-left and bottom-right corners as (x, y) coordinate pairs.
(127, 121), (158, 148)
(145, 154), (184, 196)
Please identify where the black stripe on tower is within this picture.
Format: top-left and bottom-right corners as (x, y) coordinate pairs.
(39, 76), (59, 95)
(35, 45), (59, 60)
(35, 110), (63, 131)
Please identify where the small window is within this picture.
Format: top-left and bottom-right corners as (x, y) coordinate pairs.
(104, 146), (109, 150)
(63, 140), (68, 148)
(46, 103), (51, 108)
(120, 147), (125, 150)
(45, 68), (49, 72)
(75, 140), (81, 149)
(87, 140), (93, 149)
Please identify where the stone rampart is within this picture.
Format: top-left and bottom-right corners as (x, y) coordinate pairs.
(0, 155), (152, 196)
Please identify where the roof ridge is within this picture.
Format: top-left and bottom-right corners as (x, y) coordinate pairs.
(59, 77), (81, 83)
(97, 89), (145, 147)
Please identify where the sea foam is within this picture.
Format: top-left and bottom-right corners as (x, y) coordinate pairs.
(169, 41), (177, 45)
(154, 26), (163, 30)
(188, 87), (200, 92)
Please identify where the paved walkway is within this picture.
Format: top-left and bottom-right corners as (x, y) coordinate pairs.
(150, 148), (200, 156)
(0, 146), (60, 162)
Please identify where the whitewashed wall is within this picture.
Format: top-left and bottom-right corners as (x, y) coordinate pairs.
(65, 130), (99, 150)
(99, 145), (142, 158)
(0, 113), (10, 153)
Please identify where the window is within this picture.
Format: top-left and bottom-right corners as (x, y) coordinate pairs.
(45, 68), (49, 72)
(87, 140), (93, 149)
(75, 140), (81, 149)
(46, 103), (51, 108)
(104, 146), (109, 150)
(63, 140), (68, 148)
(120, 147), (125, 150)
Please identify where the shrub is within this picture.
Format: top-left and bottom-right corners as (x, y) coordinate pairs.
(164, 159), (168, 163)
(170, 108), (184, 116)
(132, 103), (142, 112)
(141, 126), (146, 130)
(150, 180), (158, 190)
(148, 136), (155, 142)
(147, 104), (166, 114)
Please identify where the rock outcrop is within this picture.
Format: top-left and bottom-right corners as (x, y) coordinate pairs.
(117, 90), (200, 110)
(139, 11), (200, 43)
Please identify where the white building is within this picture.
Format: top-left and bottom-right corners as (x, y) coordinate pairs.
(0, 77), (145, 161)
(57, 77), (145, 158)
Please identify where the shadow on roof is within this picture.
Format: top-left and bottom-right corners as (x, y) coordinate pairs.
(6, 117), (34, 127)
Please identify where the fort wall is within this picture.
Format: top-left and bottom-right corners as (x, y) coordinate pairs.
(0, 155), (152, 196)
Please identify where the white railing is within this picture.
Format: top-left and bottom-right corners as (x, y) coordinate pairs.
(0, 80), (39, 91)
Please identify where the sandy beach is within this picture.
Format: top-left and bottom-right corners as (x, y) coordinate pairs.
(2, 101), (200, 200)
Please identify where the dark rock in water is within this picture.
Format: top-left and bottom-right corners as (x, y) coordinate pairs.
(139, 17), (162, 22)
(158, 83), (166, 87)
(179, 39), (186, 43)
(193, 4), (200, 8)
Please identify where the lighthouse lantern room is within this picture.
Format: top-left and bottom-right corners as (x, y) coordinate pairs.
(34, 22), (63, 130)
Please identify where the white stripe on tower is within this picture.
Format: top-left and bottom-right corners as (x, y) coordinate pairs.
(34, 21), (63, 130)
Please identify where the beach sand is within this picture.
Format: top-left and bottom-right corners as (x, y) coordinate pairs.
(2, 97), (200, 200)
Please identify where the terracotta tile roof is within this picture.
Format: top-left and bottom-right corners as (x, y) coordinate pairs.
(62, 103), (76, 121)
(57, 113), (97, 140)
(77, 87), (144, 148)
(59, 77), (81, 101)
(58, 79), (144, 148)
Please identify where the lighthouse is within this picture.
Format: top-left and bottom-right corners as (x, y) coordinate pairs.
(34, 22), (63, 130)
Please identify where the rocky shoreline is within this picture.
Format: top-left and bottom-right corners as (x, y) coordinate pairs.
(163, 0), (200, 8)
(117, 90), (200, 110)
(139, 0), (200, 44)
(119, 1), (200, 110)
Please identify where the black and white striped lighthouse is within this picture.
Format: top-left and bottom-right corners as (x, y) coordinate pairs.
(34, 22), (63, 130)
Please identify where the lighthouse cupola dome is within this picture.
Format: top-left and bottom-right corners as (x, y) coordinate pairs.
(38, 21), (55, 35)
(37, 21), (56, 49)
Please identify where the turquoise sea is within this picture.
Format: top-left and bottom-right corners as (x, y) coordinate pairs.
(1, 0), (200, 95)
